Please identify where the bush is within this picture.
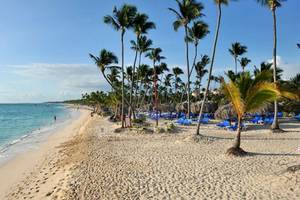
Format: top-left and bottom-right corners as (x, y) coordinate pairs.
(132, 116), (146, 124)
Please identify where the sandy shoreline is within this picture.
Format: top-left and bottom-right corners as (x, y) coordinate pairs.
(0, 107), (90, 199)
(1, 114), (299, 199)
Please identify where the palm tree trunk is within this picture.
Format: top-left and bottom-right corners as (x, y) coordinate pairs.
(196, 3), (222, 135)
(129, 36), (139, 124)
(190, 44), (198, 79)
(153, 60), (158, 127)
(121, 31), (125, 128)
(134, 52), (142, 111)
(234, 56), (238, 74)
(233, 117), (242, 148)
(185, 26), (191, 119)
(271, 8), (280, 131)
(198, 76), (202, 101)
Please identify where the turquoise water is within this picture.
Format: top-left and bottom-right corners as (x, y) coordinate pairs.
(0, 103), (70, 151)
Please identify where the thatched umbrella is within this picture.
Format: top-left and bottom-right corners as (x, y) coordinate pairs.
(176, 101), (188, 113)
(191, 101), (217, 114)
(158, 103), (176, 113)
(214, 103), (236, 120)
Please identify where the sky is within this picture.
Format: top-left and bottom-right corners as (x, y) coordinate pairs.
(0, 0), (299, 103)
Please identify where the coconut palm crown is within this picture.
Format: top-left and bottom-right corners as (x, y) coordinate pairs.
(221, 71), (281, 156)
(229, 42), (247, 73)
(168, 0), (204, 31)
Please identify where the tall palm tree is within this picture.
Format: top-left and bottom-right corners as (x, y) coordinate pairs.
(228, 42), (247, 74)
(172, 67), (184, 95)
(195, 55), (209, 95)
(129, 13), (155, 122)
(239, 57), (251, 72)
(188, 21), (209, 77)
(133, 36), (153, 105)
(256, 0), (285, 132)
(169, 0), (204, 119)
(146, 48), (165, 127)
(104, 4), (137, 128)
(163, 74), (174, 102)
(89, 49), (118, 90)
(137, 64), (152, 107)
(221, 71), (281, 156)
(196, 0), (231, 135)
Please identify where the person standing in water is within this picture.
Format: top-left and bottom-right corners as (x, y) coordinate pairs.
(54, 115), (56, 122)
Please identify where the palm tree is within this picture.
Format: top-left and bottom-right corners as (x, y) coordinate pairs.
(163, 74), (174, 102)
(137, 64), (152, 107)
(228, 42), (247, 74)
(188, 21), (210, 77)
(104, 4), (137, 128)
(256, 0), (285, 132)
(146, 48), (166, 126)
(169, 0), (204, 119)
(195, 55), (209, 95)
(129, 13), (155, 122)
(133, 36), (153, 106)
(221, 71), (281, 156)
(196, 0), (231, 136)
(89, 49), (118, 90)
(254, 62), (283, 81)
(172, 67), (184, 95)
(239, 57), (251, 72)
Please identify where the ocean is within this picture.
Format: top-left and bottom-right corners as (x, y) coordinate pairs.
(0, 103), (75, 164)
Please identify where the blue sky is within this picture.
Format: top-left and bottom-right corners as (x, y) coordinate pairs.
(0, 0), (299, 103)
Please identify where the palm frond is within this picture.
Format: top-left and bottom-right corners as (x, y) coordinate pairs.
(221, 81), (244, 117)
(245, 82), (280, 113)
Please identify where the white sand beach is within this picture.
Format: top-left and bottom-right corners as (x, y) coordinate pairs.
(1, 115), (299, 200)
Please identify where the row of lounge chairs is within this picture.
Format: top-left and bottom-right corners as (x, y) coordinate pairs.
(216, 120), (246, 131)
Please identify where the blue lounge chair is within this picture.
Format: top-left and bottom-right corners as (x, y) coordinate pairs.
(176, 118), (192, 126)
(199, 117), (210, 124)
(216, 120), (230, 128)
(227, 123), (246, 131)
(264, 117), (273, 125)
(250, 116), (263, 124)
(295, 114), (300, 121)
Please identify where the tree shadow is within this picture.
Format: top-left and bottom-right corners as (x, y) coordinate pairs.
(246, 152), (300, 157)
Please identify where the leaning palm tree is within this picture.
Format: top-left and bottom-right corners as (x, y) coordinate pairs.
(188, 20), (209, 77)
(228, 42), (247, 74)
(104, 4), (137, 128)
(169, 0), (204, 119)
(256, 0), (285, 132)
(146, 48), (165, 127)
(196, 0), (231, 136)
(129, 13), (155, 122)
(221, 71), (281, 156)
(239, 57), (251, 72)
(89, 49), (118, 90)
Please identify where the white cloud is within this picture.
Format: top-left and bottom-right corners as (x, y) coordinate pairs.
(267, 56), (299, 80)
(9, 63), (107, 90)
(0, 63), (110, 102)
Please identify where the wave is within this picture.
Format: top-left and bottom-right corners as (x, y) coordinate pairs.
(0, 107), (78, 163)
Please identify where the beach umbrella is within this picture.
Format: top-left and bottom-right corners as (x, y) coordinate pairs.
(214, 103), (236, 120)
(191, 101), (217, 114)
